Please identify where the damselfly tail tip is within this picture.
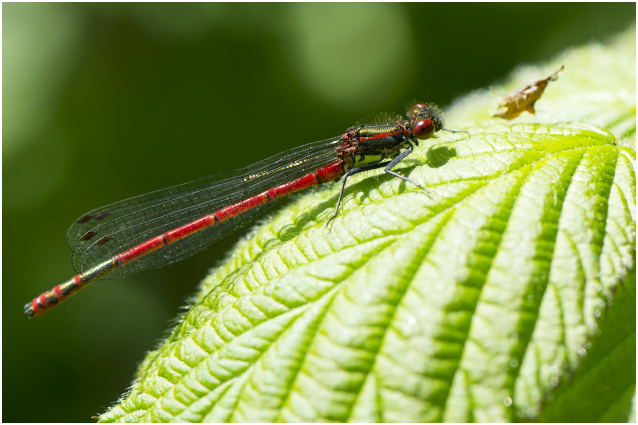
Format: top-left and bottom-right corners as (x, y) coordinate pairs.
(24, 302), (35, 318)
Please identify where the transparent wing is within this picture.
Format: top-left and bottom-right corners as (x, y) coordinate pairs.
(68, 137), (340, 279)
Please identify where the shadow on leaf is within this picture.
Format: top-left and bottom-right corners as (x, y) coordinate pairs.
(426, 145), (457, 168)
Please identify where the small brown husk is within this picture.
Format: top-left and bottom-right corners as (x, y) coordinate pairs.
(492, 65), (564, 120)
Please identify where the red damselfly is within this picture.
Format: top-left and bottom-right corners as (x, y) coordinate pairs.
(25, 103), (465, 318)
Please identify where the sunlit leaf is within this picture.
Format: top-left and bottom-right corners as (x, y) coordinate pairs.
(100, 26), (635, 423)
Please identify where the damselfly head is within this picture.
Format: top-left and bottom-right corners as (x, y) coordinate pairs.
(407, 102), (468, 137)
(407, 103), (444, 140)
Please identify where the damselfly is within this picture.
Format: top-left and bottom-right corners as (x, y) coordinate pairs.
(25, 103), (465, 318)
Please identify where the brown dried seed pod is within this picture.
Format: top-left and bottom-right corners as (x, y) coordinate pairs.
(493, 65), (564, 120)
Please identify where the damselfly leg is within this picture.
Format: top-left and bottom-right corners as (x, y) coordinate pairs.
(326, 142), (428, 227)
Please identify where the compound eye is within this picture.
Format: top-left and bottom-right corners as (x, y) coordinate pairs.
(414, 119), (435, 140)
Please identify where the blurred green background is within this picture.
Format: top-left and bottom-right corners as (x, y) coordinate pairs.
(3, 3), (635, 422)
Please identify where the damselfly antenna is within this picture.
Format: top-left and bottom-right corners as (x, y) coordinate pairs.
(441, 127), (469, 134)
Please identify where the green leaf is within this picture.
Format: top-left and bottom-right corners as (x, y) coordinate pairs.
(100, 27), (636, 423)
